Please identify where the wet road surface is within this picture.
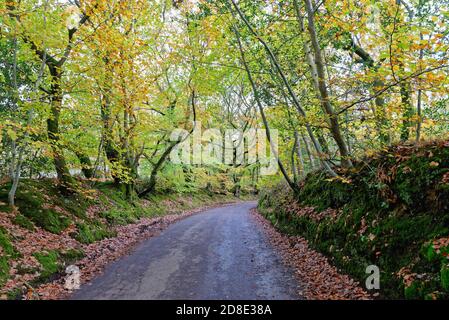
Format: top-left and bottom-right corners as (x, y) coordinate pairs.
(71, 201), (300, 300)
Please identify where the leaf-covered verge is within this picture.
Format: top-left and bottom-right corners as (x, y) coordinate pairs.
(0, 178), (253, 299)
(258, 140), (449, 300)
(250, 208), (370, 300)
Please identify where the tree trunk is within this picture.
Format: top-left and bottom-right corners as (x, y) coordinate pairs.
(342, 38), (390, 146)
(75, 151), (94, 179)
(8, 143), (25, 207)
(303, 0), (352, 168)
(400, 81), (413, 141)
(251, 166), (259, 194)
(294, 130), (305, 178)
(291, 143), (298, 184)
(48, 67), (74, 189)
(138, 141), (178, 198)
(416, 88), (422, 142)
(373, 78), (390, 145)
(301, 132), (315, 169)
(100, 79), (121, 184)
(232, 173), (241, 198)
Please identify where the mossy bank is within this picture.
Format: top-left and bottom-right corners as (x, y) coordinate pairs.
(258, 140), (449, 299)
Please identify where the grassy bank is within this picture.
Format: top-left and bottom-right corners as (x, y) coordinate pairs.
(0, 178), (252, 298)
(258, 140), (449, 299)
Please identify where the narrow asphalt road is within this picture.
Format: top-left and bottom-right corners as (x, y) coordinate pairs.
(71, 201), (300, 300)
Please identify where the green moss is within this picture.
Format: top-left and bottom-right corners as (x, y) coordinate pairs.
(33, 250), (61, 281)
(0, 180), (72, 234)
(100, 208), (138, 225)
(16, 247), (83, 287)
(6, 287), (23, 300)
(0, 256), (9, 287)
(53, 189), (94, 220)
(141, 205), (166, 217)
(17, 189), (72, 234)
(97, 182), (136, 209)
(404, 282), (423, 300)
(441, 265), (449, 291)
(23, 208), (71, 234)
(0, 227), (16, 256)
(259, 142), (449, 299)
(299, 173), (352, 211)
(423, 243), (437, 262)
(75, 222), (115, 244)
(13, 214), (35, 231)
(60, 248), (85, 264)
(0, 227), (20, 287)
